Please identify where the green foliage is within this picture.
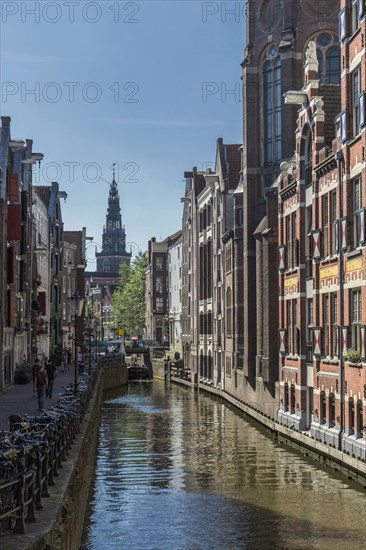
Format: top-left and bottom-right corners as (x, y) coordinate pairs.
(113, 251), (148, 336)
(14, 363), (33, 384)
(343, 348), (361, 363)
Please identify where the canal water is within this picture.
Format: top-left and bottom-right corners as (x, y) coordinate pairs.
(81, 382), (365, 550)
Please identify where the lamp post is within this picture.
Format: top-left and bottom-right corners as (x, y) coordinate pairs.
(69, 292), (81, 396)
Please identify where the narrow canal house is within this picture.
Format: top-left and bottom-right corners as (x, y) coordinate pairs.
(180, 141), (241, 386)
(277, 2), (366, 460)
(0, 116), (45, 388)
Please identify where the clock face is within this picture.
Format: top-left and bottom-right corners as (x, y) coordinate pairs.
(104, 236), (111, 245)
(120, 237), (125, 245)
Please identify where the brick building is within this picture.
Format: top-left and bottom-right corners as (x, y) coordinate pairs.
(276, 2), (366, 460)
(0, 116), (45, 388)
(239, 0), (339, 417)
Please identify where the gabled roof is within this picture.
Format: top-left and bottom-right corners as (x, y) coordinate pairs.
(34, 186), (51, 207)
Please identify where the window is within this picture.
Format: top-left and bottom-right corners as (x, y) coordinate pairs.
(263, 57), (281, 168)
(353, 177), (362, 248)
(330, 190), (337, 255)
(285, 213), (297, 269)
(236, 207), (243, 227)
(155, 276), (164, 294)
(155, 256), (164, 270)
(225, 244), (232, 273)
(352, 67), (361, 137)
(103, 259), (110, 272)
(306, 206), (313, 277)
(331, 293), (338, 357)
(226, 287), (232, 336)
(351, 289), (362, 349)
(156, 297), (164, 313)
(226, 355), (232, 377)
(286, 216), (291, 269)
(323, 195), (329, 256)
(352, 0), (360, 33)
(323, 294), (329, 356)
(306, 298), (313, 362)
(293, 300), (299, 355)
(314, 33), (340, 84)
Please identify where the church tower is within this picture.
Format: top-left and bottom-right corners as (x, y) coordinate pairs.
(96, 173), (131, 274)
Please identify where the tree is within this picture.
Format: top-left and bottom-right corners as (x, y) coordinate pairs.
(113, 251), (147, 336)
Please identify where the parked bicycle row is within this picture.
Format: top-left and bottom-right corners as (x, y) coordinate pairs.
(0, 367), (97, 535)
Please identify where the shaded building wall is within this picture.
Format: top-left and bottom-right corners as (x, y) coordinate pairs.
(238, 0), (338, 417)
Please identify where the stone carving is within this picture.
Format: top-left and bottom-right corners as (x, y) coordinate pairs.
(306, 41), (317, 64)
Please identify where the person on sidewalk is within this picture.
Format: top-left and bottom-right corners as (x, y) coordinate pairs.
(35, 365), (48, 411)
(45, 359), (57, 399)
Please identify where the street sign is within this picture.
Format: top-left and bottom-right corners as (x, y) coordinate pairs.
(118, 328), (125, 336)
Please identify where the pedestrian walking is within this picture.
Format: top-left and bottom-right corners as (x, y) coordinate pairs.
(45, 359), (57, 399)
(35, 365), (48, 411)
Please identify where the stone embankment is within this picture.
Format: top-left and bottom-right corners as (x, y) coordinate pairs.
(2, 359), (127, 550)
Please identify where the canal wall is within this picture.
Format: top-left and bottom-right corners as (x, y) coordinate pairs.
(151, 357), (165, 380)
(3, 362), (127, 550)
(171, 378), (366, 486)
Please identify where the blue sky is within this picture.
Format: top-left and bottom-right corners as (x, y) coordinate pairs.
(1, 1), (245, 268)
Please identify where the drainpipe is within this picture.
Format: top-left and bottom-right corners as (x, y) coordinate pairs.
(337, 150), (344, 452)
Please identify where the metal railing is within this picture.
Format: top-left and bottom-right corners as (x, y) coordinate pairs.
(0, 366), (98, 535)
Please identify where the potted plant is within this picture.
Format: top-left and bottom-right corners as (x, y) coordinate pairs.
(343, 348), (362, 365)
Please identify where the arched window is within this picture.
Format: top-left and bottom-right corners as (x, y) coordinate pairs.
(103, 259), (110, 272)
(312, 33), (340, 84)
(263, 56), (282, 169)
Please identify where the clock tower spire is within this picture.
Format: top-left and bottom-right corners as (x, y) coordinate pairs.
(96, 169), (131, 273)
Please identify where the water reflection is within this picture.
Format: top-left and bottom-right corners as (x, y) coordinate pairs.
(81, 382), (365, 550)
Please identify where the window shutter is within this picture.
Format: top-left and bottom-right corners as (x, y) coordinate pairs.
(313, 328), (322, 356)
(339, 9), (347, 41)
(359, 93), (366, 128)
(359, 0), (365, 19)
(312, 230), (322, 260)
(7, 204), (22, 241)
(278, 245), (286, 271)
(340, 110), (347, 143)
(279, 329), (286, 355)
(359, 208), (365, 244)
(341, 217), (347, 250)
(341, 327), (348, 355)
